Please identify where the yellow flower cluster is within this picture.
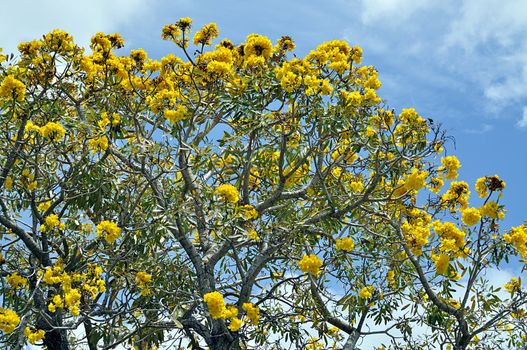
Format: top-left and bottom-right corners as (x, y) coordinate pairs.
(203, 291), (244, 331)
(0, 75), (26, 101)
(441, 181), (470, 209)
(164, 105), (189, 124)
(41, 214), (65, 232)
(359, 285), (374, 299)
(431, 252), (450, 275)
(475, 177), (488, 198)
(504, 277), (521, 294)
(479, 201), (505, 220)
(96, 220), (122, 243)
(394, 108), (429, 143)
(439, 156), (461, 180)
(275, 58), (312, 92)
(39, 122), (66, 141)
(21, 169), (38, 191)
(199, 46), (234, 76)
(309, 40), (351, 73)
(331, 140), (358, 164)
(428, 176), (444, 194)
(90, 32), (124, 52)
(0, 308), (20, 333)
(242, 303), (260, 324)
(387, 270), (396, 288)
(432, 220), (468, 258)
(44, 29), (77, 54)
(503, 226), (527, 261)
(24, 327), (46, 344)
(298, 254), (323, 275)
(7, 272), (28, 289)
(244, 34), (273, 67)
(4, 176), (13, 190)
(336, 237), (355, 252)
(136, 271), (153, 296)
(239, 204), (258, 220)
(88, 135), (109, 154)
(401, 208), (431, 255)
(161, 18), (193, 46)
(214, 184), (240, 204)
(461, 207), (481, 226)
(403, 168), (429, 192)
(193, 23), (219, 46)
(203, 291), (227, 319)
(98, 112), (120, 130)
(44, 264), (106, 316)
(37, 198), (51, 212)
(475, 175), (505, 198)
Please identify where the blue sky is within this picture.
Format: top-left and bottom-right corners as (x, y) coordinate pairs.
(1, 0), (525, 226)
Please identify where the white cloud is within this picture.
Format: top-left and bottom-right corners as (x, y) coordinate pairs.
(0, 0), (150, 54)
(444, 0), (527, 51)
(516, 107), (527, 128)
(443, 0), (527, 109)
(359, 0), (434, 25)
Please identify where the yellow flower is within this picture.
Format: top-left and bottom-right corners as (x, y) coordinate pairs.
(240, 204), (258, 220)
(88, 136), (109, 154)
(503, 226), (527, 261)
(404, 168), (428, 192)
(479, 201), (505, 220)
(387, 270), (396, 288)
(7, 272), (28, 289)
(5, 176), (13, 190)
(298, 254), (323, 275)
(475, 177), (488, 198)
(504, 277), (521, 294)
(0, 75), (26, 101)
(24, 327), (46, 344)
(441, 181), (470, 209)
(228, 317), (243, 332)
(431, 252), (450, 275)
(37, 199), (52, 212)
(461, 207), (481, 226)
(246, 228), (260, 241)
(336, 237), (355, 252)
(0, 308), (20, 333)
(39, 122), (66, 141)
(359, 285), (374, 299)
(193, 23), (219, 45)
(242, 303), (260, 324)
(44, 214), (63, 231)
(214, 184), (240, 204)
(440, 156), (461, 180)
(203, 291), (227, 319)
(136, 271), (152, 285)
(96, 220), (121, 243)
(164, 105), (189, 124)
(476, 175), (505, 198)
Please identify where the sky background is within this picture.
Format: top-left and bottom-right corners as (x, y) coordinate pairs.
(2, 1), (526, 348)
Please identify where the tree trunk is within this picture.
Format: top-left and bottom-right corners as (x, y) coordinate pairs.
(42, 328), (70, 350)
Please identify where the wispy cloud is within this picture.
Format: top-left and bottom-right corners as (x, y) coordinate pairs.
(345, 0), (527, 127)
(516, 107), (527, 128)
(0, 0), (151, 54)
(463, 123), (494, 134)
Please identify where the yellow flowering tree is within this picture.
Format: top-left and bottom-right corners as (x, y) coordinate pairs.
(0, 19), (526, 350)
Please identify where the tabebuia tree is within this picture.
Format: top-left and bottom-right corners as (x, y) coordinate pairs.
(0, 18), (526, 350)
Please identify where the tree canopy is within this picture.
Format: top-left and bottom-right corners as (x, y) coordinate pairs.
(0, 18), (526, 350)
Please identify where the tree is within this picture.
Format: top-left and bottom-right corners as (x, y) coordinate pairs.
(0, 18), (526, 350)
